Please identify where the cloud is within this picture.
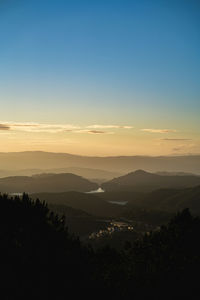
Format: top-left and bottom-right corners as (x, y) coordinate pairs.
(86, 130), (107, 134)
(74, 130), (113, 134)
(0, 124), (10, 130)
(162, 138), (192, 141)
(141, 128), (177, 134)
(87, 125), (133, 129)
(0, 122), (80, 133)
(9, 123), (39, 127)
(0, 121), (131, 134)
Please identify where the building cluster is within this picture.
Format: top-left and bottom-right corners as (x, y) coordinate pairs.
(89, 221), (134, 239)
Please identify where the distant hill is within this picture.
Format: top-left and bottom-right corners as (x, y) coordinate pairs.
(102, 170), (200, 192)
(122, 185), (200, 215)
(32, 191), (124, 217)
(155, 171), (196, 176)
(142, 186), (200, 214)
(0, 173), (98, 193)
(48, 203), (108, 237)
(0, 166), (121, 182)
(0, 151), (200, 174)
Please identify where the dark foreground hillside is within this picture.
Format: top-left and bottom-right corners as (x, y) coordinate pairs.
(0, 194), (200, 299)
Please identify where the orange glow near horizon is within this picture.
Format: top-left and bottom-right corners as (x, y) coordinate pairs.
(0, 121), (199, 156)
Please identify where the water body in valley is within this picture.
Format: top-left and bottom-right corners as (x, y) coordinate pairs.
(108, 201), (128, 206)
(86, 187), (105, 194)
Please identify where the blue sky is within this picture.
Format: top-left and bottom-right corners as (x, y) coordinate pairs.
(0, 0), (199, 155)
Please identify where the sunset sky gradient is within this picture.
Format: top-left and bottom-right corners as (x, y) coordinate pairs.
(0, 0), (199, 155)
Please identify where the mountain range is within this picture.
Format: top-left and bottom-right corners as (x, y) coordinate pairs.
(0, 151), (200, 174)
(0, 167), (121, 183)
(102, 170), (200, 192)
(0, 168), (200, 195)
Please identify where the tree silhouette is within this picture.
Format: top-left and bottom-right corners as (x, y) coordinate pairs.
(0, 194), (200, 299)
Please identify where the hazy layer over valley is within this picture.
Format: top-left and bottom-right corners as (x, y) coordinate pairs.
(0, 151), (199, 174)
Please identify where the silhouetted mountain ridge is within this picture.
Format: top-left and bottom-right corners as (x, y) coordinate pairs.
(0, 166), (121, 182)
(102, 169), (200, 192)
(0, 173), (98, 193)
(0, 151), (200, 173)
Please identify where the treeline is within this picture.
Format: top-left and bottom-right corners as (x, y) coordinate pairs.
(0, 193), (199, 299)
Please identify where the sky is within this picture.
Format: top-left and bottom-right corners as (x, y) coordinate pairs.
(0, 0), (199, 156)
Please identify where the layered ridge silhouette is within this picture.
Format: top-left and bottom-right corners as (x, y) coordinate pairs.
(102, 169), (200, 192)
(0, 151), (199, 174)
(0, 173), (98, 193)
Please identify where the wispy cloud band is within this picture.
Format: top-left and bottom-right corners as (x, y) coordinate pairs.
(0, 122), (132, 134)
(87, 124), (133, 129)
(141, 128), (177, 134)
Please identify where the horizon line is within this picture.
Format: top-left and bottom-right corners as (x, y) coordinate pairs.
(0, 150), (200, 158)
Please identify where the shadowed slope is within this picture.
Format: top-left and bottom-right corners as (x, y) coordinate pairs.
(102, 170), (200, 192)
(0, 173), (98, 193)
(32, 191), (124, 217)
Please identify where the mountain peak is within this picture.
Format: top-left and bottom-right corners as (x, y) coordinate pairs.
(132, 169), (150, 175)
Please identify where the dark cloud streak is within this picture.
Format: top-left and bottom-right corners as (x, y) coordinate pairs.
(86, 130), (106, 134)
(0, 124), (10, 130)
